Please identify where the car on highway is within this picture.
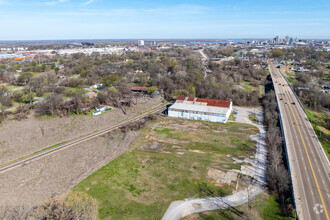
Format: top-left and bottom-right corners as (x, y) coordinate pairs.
(292, 102), (295, 105)
(280, 98), (283, 100)
(285, 102), (288, 104)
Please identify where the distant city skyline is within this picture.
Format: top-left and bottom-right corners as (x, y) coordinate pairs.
(0, 0), (330, 40)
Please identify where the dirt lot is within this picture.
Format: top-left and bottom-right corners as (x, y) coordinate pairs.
(0, 95), (163, 165)
(0, 129), (140, 208)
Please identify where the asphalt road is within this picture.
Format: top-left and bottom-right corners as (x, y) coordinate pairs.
(198, 49), (211, 78)
(269, 62), (330, 220)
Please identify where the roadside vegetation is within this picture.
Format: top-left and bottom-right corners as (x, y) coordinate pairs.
(248, 113), (259, 124)
(263, 77), (295, 217)
(0, 191), (98, 219)
(74, 118), (259, 219)
(284, 71), (296, 84)
(305, 109), (330, 159)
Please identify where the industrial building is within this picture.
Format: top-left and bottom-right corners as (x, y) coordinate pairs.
(168, 96), (233, 123)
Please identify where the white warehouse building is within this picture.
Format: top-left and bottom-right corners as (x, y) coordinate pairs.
(168, 96), (233, 123)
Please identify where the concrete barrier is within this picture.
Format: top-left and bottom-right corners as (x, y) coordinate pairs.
(278, 69), (329, 168)
(270, 71), (298, 219)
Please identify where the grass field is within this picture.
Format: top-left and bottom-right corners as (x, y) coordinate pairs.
(240, 81), (264, 97)
(240, 81), (257, 93)
(73, 118), (259, 219)
(305, 109), (330, 159)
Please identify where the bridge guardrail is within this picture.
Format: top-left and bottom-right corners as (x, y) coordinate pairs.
(269, 69), (298, 219)
(278, 68), (329, 167)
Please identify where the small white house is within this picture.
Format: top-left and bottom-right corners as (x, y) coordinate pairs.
(168, 96), (232, 123)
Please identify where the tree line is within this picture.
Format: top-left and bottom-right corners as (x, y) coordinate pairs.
(263, 77), (294, 216)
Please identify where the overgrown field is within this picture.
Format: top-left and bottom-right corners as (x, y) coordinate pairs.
(74, 118), (259, 219)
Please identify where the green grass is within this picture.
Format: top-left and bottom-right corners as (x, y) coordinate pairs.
(258, 195), (292, 219)
(240, 81), (257, 93)
(305, 109), (330, 159)
(6, 85), (24, 90)
(66, 87), (88, 94)
(73, 118), (259, 219)
(285, 76), (294, 83)
(284, 71), (295, 84)
(228, 112), (236, 121)
(248, 114), (259, 124)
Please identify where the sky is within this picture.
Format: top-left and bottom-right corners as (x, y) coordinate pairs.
(0, 0), (330, 40)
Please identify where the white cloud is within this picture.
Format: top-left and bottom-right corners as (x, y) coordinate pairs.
(59, 8), (137, 16)
(145, 4), (209, 15)
(45, 0), (68, 5)
(82, 0), (95, 6)
(58, 4), (209, 17)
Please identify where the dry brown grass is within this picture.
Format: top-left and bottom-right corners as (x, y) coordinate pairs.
(0, 96), (162, 165)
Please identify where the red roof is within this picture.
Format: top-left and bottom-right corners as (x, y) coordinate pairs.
(177, 96), (231, 108)
(131, 87), (148, 91)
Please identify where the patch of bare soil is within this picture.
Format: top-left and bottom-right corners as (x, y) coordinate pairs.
(0, 130), (140, 208)
(188, 149), (205, 154)
(0, 96), (162, 165)
(207, 167), (238, 185)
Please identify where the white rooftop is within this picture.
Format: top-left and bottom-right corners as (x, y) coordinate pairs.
(169, 102), (229, 115)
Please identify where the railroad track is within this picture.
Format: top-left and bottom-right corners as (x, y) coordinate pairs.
(0, 104), (167, 174)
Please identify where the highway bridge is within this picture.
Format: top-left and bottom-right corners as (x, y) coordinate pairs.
(269, 61), (329, 220)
